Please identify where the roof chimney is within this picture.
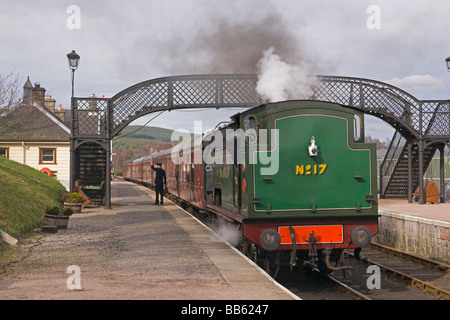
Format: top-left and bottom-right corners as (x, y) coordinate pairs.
(44, 95), (56, 113)
(23, 76), (33, 105)
(55, 104), (66, 122)
(32, 82), (46, 107)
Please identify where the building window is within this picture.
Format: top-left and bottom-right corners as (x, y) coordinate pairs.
(40, 148), (56, 164)
(0, 147), (9, 159)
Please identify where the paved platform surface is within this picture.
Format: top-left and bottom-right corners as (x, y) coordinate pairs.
(379, 199), (450, 223)
(0, 181), (298, 300)
(114, 181), (298, 300)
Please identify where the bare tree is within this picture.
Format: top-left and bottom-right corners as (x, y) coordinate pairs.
(0, 71), (23, 115)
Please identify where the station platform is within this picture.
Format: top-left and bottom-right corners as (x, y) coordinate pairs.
(115, 181), (299, 300)
(376, 199), (450, 265)
(0, 180), (298, 300)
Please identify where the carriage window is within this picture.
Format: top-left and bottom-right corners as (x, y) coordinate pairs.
(244, 115), (258, 144)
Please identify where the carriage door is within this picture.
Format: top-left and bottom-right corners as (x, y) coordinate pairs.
(175, 164), (180, 197)
(232, 137), (242, 208)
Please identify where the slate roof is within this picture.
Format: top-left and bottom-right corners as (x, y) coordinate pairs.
(0, 103), (70, 141)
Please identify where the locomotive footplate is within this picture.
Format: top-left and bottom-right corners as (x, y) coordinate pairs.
(242, 216), (378, 252)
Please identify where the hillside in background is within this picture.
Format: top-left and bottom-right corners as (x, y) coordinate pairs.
(116, 126), (177, 142)
(113, 126), (195, 170)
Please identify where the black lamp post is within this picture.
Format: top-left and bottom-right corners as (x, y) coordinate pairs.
(67, 50), (80, 98)
(67, 50), (80, 193)
(446, 56), (450, 72)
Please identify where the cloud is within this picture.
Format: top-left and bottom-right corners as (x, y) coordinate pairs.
(385, 74), (443, 97)
(365, 116), (395, 141)
(2, 0), (450, 115)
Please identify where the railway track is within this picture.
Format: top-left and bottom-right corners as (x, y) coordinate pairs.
(325, 274), (372, 300)
(167, 191), (450, 300)
(276, 242), (450, 300)
(205, 216), (449, 299)
(318, 243), (450, 300)
(345, 244), (449, 299)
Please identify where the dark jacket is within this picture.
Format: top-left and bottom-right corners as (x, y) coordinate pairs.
(151, 165), (167, 185)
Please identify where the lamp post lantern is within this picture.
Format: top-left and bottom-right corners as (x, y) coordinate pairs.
(67, 50), (80, 97)
(446, 56), (450, 72)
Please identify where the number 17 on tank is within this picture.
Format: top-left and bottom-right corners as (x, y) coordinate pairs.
(296, 164), (327, 176)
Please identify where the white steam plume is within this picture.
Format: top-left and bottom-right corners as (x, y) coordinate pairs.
(213, 223), (241, 247)
(256, 47), (317, 102)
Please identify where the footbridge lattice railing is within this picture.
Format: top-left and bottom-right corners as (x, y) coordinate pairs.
(69, 74), (450, 207)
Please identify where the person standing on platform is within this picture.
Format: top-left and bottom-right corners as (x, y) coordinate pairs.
(151, 162), (167, 205)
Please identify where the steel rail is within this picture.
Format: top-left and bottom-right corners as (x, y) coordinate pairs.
(326, 275), (372, 300)
(369, 243), (450, 271)
(346, 245), (450, 300)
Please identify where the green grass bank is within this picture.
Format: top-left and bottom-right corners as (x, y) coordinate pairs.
(0, 157), (67, 246)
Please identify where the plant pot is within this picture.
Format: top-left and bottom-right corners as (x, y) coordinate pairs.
(43, 214), (70, 229)
(64, 202), (82, 214)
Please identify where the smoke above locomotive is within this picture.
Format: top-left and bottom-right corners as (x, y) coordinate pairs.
(166, 8), (321, 172)
(130, 1), (325, 174)
(124, 1), (320, 102)
(256, 47), (318, 102)
(168, 45), (319, 175)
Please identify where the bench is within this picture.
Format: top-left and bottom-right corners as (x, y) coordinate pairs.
(75, 180), (106, 204)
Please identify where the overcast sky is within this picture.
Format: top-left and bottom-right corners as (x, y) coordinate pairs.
(1, 0), (450, 140)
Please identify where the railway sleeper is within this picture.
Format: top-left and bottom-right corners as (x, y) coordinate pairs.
(345, 248), (450, 299)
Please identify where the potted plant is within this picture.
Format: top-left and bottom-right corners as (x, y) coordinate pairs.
(43, 205), (73, 230)
(62, 192), (83, 213)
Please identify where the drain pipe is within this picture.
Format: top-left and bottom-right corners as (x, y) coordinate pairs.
(22, 141), (27, 164)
